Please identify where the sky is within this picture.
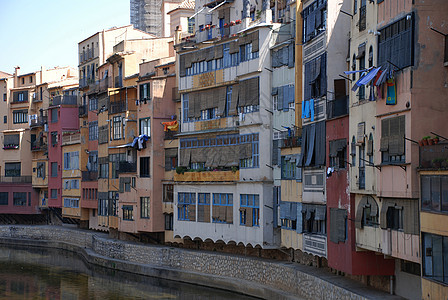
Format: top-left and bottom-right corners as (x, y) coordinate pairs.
(0, 0), (130, 75)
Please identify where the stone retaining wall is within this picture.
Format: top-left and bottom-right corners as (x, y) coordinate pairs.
(0, 226), (382, 300)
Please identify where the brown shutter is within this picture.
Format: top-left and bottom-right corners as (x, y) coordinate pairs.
(188, 204), (196, 221)
(206, 47), (214, 61)
(246, 77), (259, 106)
(239, 80), (247, 107)
(229, 41), (239, 54)
(226, 206), (233, 224)
(179, 55), (186, 77)
(246, 207), (253, 227)
(212, 205), (218, 221)
(329, 208), (338, 243)
(214, 45), (223, 59)
(229, 84), (239, 115)
(184, 53), (192, 68)
(204, 205), (210, 223)
(239, 143), (252, 159)
(194, 92), (201, 118)
(179, 148), (191, 167)
(251, 31), (259, 52)
(216, 87), (227, 116)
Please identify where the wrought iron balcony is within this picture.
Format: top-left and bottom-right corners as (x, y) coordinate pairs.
(279, 128), (302, 148)
(82, 171), (98, 181)
(98, 78), (109, 92)
(420, 142), (448, 169)
(31, 141), (47, 152)
(327, 96), (348, 119)
(30, 116), (48, 128)
(118, 161), (137, 173)
(109, 100), (126, 114)
(51, 95), (78, 106)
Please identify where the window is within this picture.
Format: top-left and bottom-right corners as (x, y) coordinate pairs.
(36, 162), (45, 179)
(240, 194), (260, 227)
(99, 163), (109, 178)
(64, 198), (79, 208)
(140, 197), (150, 219)
(112, 116), (122, 140)
(13, 192), (27, 206)
(304, 53), (326, 101)
(51, 108), (58, 123)
(89, 121), (98, 140)
(13, 110), (28, 124)
(3, 134), (19, 149)
(422, 233), (448, 284)
(139, 83), (150, 101)
(421, 175), (448, 213)
(281, 156), (297, 179)
(240, 43), (258, 62)
(358, 51), (366, 100)
(178, 192), (196, 221)
(380, 115), (405, 164)
(361, 204), (378, 227)
(302, 0), (327, 43)
(329, 139), (347, 169)
(5, 162), (20, 177)
(139, 118), (150, 136)
(165, 149), (177, 171)
(386, 206), (403, 230)
(359, 145), (365, 189)
(240, 134), (259, 169)
(280, 202), (298, 230)
(163, 184), (174, 202)
(165, 213), (174, 230)
(89, 97), (98, 111)
(49, 163), (58, 178)
(182, 94), (189, 123)
(351, 136), (356, 166)
(21, 78), (24, 84)
(378, 15), (414, 69)
(358, 0), (366, 31)
(123, 205), (134, 220)
(0, 192), (8, 205)
(140, 157), (150, 177)
(64, 152), (79, 170)
(197, 193), (211, 223)
(303, 204), (327, 234)
(88, 151), (98, 171)
(50, 189), (58, 199)
(51, 131), (58, 146)
(212, 193), (233, 224)
(188, 17), (195, 34)
(3, 93), (6, 101)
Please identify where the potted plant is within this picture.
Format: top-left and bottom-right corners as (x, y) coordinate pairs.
(434, 135), (440, 144)
(230, 21), (235, 26)
(235, 19), (241, 24)
(422, 136), (431, 146)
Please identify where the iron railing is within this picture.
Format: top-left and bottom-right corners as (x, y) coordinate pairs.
(118, 162), (137, 173)
(51, 95), (78, 106)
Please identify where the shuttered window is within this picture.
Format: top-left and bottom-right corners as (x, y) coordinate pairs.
(212, 193), (233, 224)
(378, 14), (414, 69)
(178, 192), (196, 221)
(380, 115), (405, 163)
(197, 193), (211, 223)
(304, 53), (327, 101)
(329, 208), (347, 243)
(302, 0), (327, 43)
(240, 194), (260, 227)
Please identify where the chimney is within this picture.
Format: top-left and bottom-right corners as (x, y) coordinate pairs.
(14, 66), (20, 87)
(41, 66), (45, 84)
(174, 25), (182, 45)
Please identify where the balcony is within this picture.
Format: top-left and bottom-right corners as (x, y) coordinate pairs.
(79, 105), (87, 117)
(62, 132), (81, 145)
(31, 141), (47, 152)
(419, 143), (448, 169)
(327, 96), (348, 119)
(0, 176), (32, 184)
(82, 171), (98, 181)
(303, 233), (327, 258)
(109, 100), (126, 114)
(279, 128), (302, 148)
(51, 95), (78, 106)
(118, 162), (137, 173)
(79, 78), (87, 88)
(30, 116), (48, 128)
(98, 78), (109, 92)
(174, 170), (239, 182)
(3, 144), (19, 150)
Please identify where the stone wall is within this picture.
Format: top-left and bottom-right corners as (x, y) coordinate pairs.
(0, 226), (393, 300)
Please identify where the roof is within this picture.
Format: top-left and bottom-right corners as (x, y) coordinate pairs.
(168, 0), (195, 14)
(0, 71), (12, 79)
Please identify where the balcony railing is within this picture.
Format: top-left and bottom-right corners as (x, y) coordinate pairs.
(98, 78), (109, 92)
(62, 132), (81, 145)
(303, 233), (327, 258)
(51, 95), (78, 106)
(327, 96), (348, 119)
(31, 141), (47, 152)
(79, 105), (87, 117)
(420, 143), (448, 169)
(109, 100), (126, 114)
(82, 171), (98, 181)
(118, 161), (137, 173)
(30, 116), (48, 128)
(279, 128), (302, 148)
(0, 176), (32, 183)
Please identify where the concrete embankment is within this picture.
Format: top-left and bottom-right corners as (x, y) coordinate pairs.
(0, 225), (401, 300)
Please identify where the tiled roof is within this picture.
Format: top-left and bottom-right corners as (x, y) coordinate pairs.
(177, 0), (195, 10)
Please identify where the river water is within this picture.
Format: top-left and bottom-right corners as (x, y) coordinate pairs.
(0, 245), (258, 300)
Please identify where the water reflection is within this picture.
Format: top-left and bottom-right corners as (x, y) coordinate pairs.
(0, 245), (257, 300)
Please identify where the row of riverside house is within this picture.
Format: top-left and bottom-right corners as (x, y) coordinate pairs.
(0, 0), (448, 298)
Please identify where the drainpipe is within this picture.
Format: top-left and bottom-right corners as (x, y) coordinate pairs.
(390, 275), (394, 295)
